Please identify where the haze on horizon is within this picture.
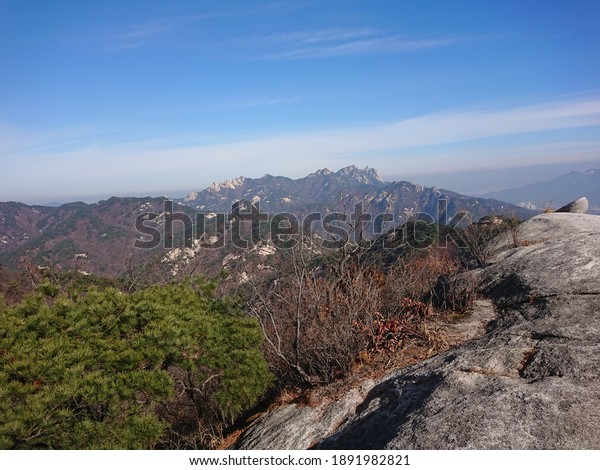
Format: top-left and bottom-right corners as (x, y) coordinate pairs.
(1, 0), (599, 204)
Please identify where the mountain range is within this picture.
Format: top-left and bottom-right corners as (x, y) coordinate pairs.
(180, 166), (386, 213)
(179, 165), (532, 221)
(0, 197), (172, 277)
(1, 166), (535, 277)
(484, 169), (600, 212)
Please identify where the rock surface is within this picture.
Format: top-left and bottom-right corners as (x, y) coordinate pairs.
(235, 213), (600, 450)
(555, 197), (589, 213)
(233, 384), (374, 450)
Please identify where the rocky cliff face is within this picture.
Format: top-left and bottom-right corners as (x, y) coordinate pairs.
(235, 212), (600, 450)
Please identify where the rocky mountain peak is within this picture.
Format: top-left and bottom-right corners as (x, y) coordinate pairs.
(335, 165), (385, 186)
(175, 166), (532, 218)
(309, 168), (333, 177)
(183, 191), (198, 202)
(209, 176), (246, 192)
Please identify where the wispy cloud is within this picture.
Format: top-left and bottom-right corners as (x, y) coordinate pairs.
(78, 16), (458, 57)
(242, 28), (460, 60)
(251, 1), (313, 14)
(3, 96), (600, 201)
(81, 13), (229, 50)
(219, 96), (298, 110)
(108, 20), (175, 50)
(262, 28), (377, 45)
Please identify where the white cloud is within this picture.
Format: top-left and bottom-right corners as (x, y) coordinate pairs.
(243, 28), (460, 60)
(153, 95), (600, 167)
(384, 140), (600, 175)
(2, 96), (600, 201)
(258, 28), (377, 45)
(78, 13), (230, 51)
(218, 96), (298, 110)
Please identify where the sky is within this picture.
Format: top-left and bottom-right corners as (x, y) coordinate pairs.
(0, 0), (599, 204)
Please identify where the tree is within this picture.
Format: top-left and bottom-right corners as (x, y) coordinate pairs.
(0, 280), (272, 449)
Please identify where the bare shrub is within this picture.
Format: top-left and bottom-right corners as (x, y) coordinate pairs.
(429, 272), (477, 313)
(461, 217), (506, 267)
(241, 242), (469, 388)
(244, 246), (381, 386)
(379, 248), (460, 316)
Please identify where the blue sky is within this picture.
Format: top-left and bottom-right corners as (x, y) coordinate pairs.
(0, 0), (599, 203)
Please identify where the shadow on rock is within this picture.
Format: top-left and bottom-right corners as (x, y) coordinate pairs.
(315, 372), (443, 449)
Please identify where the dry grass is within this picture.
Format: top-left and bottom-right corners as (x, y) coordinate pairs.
(218, 307), (477, 449)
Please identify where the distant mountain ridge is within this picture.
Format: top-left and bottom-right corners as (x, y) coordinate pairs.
(0, 197), (173, 276)
(484, 169), (600, 211)
(179, 165), (533, 221)
(1, 166), (535, 277)
(180, 165), (386, 213)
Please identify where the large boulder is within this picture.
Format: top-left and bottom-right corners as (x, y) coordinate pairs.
(235, 213), (600, 449)
(555, 197), (589, 213)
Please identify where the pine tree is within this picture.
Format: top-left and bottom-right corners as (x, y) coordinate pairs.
(0, 280), (272, 449)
